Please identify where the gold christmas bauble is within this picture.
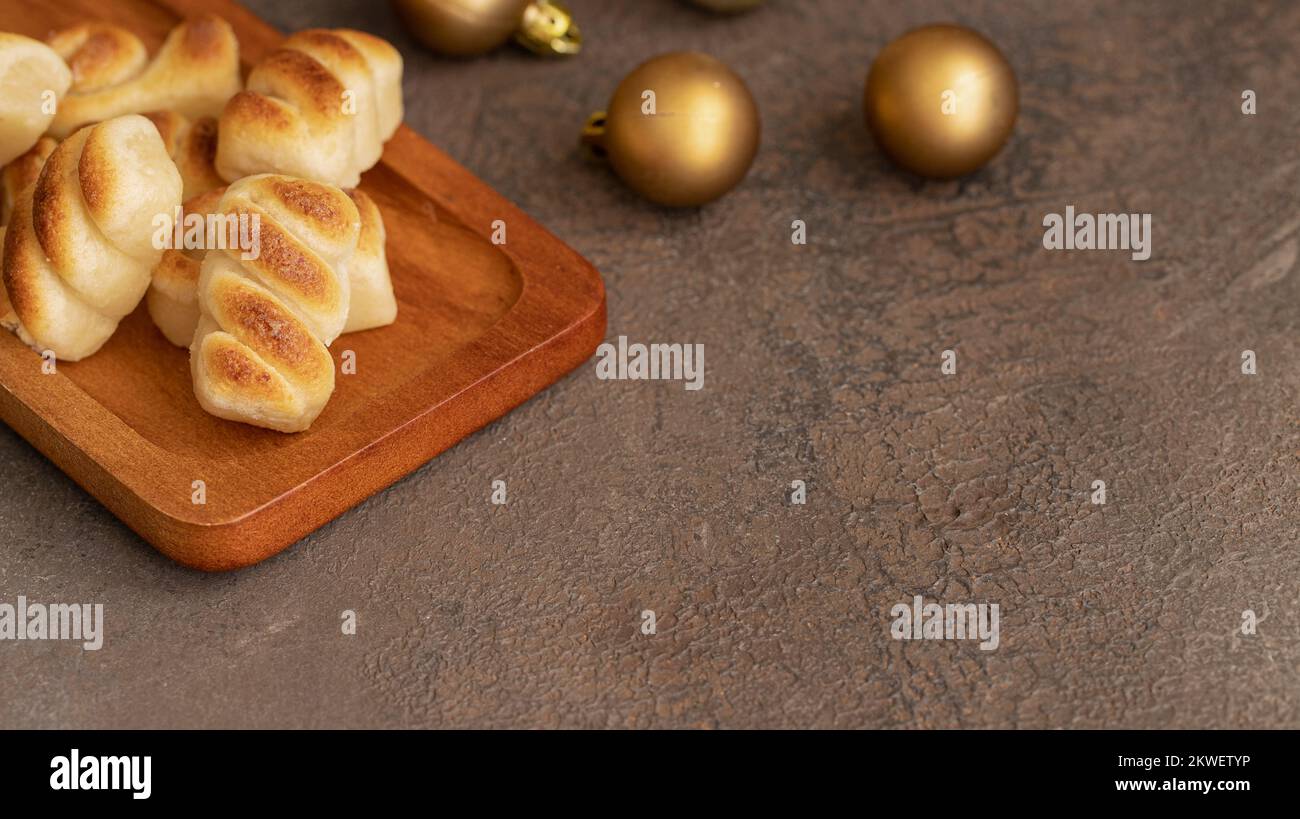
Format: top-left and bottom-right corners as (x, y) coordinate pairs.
(391, 0), (580, 57)
(686, 0), (765, 12)
(864, 23), (1018, 178)
(584, 51), (760, 207)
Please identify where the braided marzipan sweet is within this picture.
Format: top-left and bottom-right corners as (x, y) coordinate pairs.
(190, 174), (361, 432)
(46, 14), (241, 139)
(341, 188), (396, 333)
(216, 28), (403, 188)
(143, 110), (224, 202)
(1, 114), (181, 361)
(0, 33), (71, 166)
(149, 186), (393, 347)
(1, 136), (57, 227)
(146, 185), (226, 348)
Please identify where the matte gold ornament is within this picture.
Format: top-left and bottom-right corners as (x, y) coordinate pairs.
(686, 0), (765, 12)
(583, 51), (760, 207)
(391, 0), (580, 57)
(864, 23), (1018, 178)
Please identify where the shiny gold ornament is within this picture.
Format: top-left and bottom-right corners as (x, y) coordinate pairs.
(583, 52), (760, 207)
(686, 0), (765, 12)
(391, 0), (580, 58)
(864, 23), (1018, 178)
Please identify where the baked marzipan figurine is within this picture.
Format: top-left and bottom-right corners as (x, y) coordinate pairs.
(46, 15), (241, 139)
(0, 137), (56, 227)
(150, 186), (394, 347)
(190, 175), (360, 432)
(0, 34), (71, 166)
(217, 29), (403, 188)
(144, 110), (224, 202)
(1, 115), (181, 361)
(147, 185), (226, 347)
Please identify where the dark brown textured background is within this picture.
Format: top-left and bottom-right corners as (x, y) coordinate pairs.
(2, 0), (1297, 728)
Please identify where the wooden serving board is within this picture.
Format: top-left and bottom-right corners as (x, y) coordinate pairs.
(0, 0), (606, 570)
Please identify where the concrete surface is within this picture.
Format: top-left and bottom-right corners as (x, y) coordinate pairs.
(1, 0), (1297, 728)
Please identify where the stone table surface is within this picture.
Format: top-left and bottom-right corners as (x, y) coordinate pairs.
(2, 0), (1297, 729)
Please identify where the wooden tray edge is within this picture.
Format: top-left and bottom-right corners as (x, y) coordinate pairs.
(134, 284), (601, 570)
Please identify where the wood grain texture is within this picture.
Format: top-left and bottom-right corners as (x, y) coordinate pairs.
(0, 0), (606, 570)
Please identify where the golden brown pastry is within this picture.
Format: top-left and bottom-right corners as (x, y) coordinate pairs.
(146, 186), (226, 347)
(46, 15), (242, 139)
(0, 137), (57, 227)
(191, 175), (360, 432)
(342, 189), (396, 333)
(1, 115), (182, 361)
(148, 185), (393, 346)
(143, 111), (223, 202)
(0, 34), (71, 166)
(216, 29), (403, 187)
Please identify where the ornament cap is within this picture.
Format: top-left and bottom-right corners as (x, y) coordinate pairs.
(515, 1), (582, 57)
(581, 111), (608, 156)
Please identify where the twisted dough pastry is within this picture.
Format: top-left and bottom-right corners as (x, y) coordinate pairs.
(143, 110), (223, 202)
(0, 33), (71, 166)
(47, 15), (241, 139)
(0, 135), (41, 318)
(147, 185), (225, 347)
(149, 186), (392, 347)
(13, 110), (221, 226)
(1, 115), (182, 360)
(217, 29), (403, 188)
(1, 137), (56, 227)
(341, 188), (396, 333)
(191, 175), (360, 432)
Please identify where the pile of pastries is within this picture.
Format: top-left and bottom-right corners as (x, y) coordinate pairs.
(0, 15), (404, 432)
